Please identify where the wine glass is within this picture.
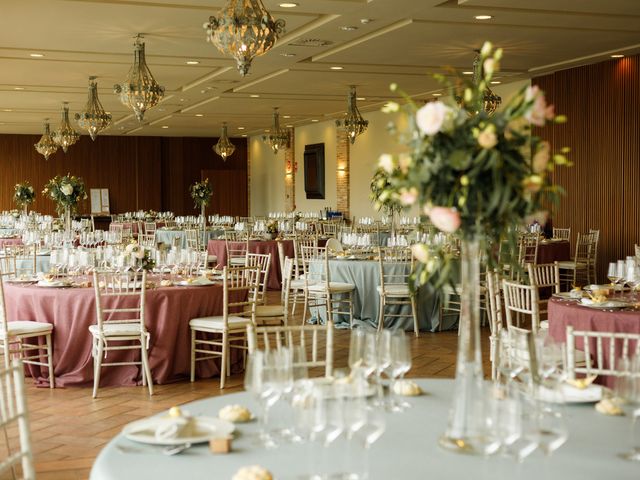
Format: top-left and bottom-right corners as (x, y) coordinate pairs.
(355, 404), (386, 479)
(615, 355), (640, 461)
(504, 391), (541, 462)
(608, 262), (621, 288)
(386, 332), (412, 411)
(536, 405), (568, 456)
(348, 329), (377, 379)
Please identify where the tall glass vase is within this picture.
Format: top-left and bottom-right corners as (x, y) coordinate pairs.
(200, 203), (207, 248)
(64, 206), (72, 240)
(22, 205), (28, 216)
(439, 238), (500, 455)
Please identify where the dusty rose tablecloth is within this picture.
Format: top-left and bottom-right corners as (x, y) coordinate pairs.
(548, 298), (640, 387)
(537, 240), (570, 264)
(0, 238), (23, 249)
(208, 239), (294, 290)
(4, 282), (239, 388)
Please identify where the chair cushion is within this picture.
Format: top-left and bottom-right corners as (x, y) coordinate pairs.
(290, 279), (307, 289)
(255, 305), (286, 317)
(308, 282), (355, 294)
(189, 316), (250, 330)
(4, 321), (53, 337)
(376, 284), (410, 296)
(89, 323), (142, 337)
(557, 261), (587, 269)
(229, 258), (246, 266)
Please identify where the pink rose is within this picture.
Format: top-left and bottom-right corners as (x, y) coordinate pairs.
(532, 141), (550, 173)
(524, 85), (555, 127)
(426, 206), (461, 233)
(411, 243), (430, 264)
(399, 187), (418, 206)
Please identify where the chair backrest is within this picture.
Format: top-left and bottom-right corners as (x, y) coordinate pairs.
(300, 245), (329, 288)
(486, 269), (503, 336)
(0, 271), (13, 351)
(221, 266), (260, 327)
(294, 235), (318, 278)
(527, 262), (560, 293)
(144, 222), (157, 234)
(574, 231), (597, 264)
(321, 222), (339, 238)
(185, 229), (200, 250)
(325, 237), (343, 253)
(552, 227), (571, 241)
(518, 233), (540, 266)
(378, 246), (412, 291)
(566, 326), (640, 379)
(635, 243), (640, 262)
(246, 252), (271, 305)
(0, 360), (35, 480)
(139, 233), (156, 248)
(109, 223), (123, 233)
(505, 325), (540, 385)
(3, 245), (36, 279)
(246, 321), (334, 378)
(502, 279), (541, 332)
(93, 270), (147, 335)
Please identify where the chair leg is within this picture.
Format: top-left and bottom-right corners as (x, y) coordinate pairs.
(190, 329), (196, 382)
(302, 293), (309, 325)
(46, 334), (54, 389)
(377, 295), (384, 332)
(92, 339), (103, 399)
(411, 295), (419, 337)
(140, 337), (153, 396)
(220, 331), (228, 389)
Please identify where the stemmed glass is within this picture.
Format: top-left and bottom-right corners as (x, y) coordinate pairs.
(385, 332), (412, 411)
(608, 262), (621, 289)
(348, 329), (377, 379)
(615, 355), (640, 461)
(354, 404), (386, 480)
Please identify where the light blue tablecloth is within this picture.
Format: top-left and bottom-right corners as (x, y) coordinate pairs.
(155, 229), (225, 248)
(5, 253), (50, 274)
(313, 259), (457, 332)
(90, 378), (638, 480)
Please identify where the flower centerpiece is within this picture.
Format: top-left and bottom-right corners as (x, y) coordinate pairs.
(190, 178), (213, 216)
(376, 41), (570, 454)
(265, 220), (279, 239)
(42, 174), (87, 235)
(370, 166), (404, 232)
(125, 241), (156, 271)
(13, 182), (36, 215)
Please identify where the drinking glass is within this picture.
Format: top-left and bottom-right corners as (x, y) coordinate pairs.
(348, 329), (377, 379)
(615, 355), (640, 461)
(536, 405), (568, 456)
(386, 332), (412, 411)
(355, 404), (386, 480)
(608, 262), (620, 288)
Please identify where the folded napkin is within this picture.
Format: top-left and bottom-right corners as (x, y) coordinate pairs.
(154, 415), (197, 442)
(232, 466), (273, 480)
(218, 405), (252, 423)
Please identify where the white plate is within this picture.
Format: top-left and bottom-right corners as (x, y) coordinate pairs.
(553, 292), (582, 300)
(36, 280), (70, 288)
(7, 277), (38, 284)
(580, 299), (630, 309)
(176, 279), (214, 287)
(538, 384), (603, 404)
(122, 416), (235, 446)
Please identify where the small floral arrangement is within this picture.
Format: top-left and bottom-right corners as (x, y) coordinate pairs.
(370, 168), (403, 216)
(266, 220), (278, 234)
(42, 174), (87, 215)
(376, 41), (571, 288)
(190, 178), (213, 208)
(125, 241), (156, 271)
(14, 182), (36, 209)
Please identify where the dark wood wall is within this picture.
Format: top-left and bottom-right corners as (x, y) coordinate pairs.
(534, 55), (640, 282)
(0, 134), (248, 217)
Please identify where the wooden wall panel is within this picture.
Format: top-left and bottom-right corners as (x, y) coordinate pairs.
(0, 134), (248, 217)
(534, 55), (640, 282)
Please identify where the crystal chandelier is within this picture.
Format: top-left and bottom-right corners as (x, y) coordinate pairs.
(53, 102), (80, 153)
(75, 76), (112, 141)
(214, 122), (236, 160)
(457, 50), (502, 115)
(335, 86), (369, 144)
(34, 119), (58, 160)
(114, 35), (165, 122)
(262, 108), (290, 154)
(203, 0), (286, 76)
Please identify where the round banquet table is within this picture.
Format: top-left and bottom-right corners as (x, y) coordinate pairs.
(0, 237), (23, 249)
(155, 228), (225, 248)
(3, 281), (238, 387)
(538, 239), (571, 264)
(90, 378), (638, 480)
(548, 297), (640, 388)
(207, 239), (295, 290)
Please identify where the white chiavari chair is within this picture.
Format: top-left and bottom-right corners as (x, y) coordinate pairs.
(502, 279), (542, 332)
(557, 232), (597, 288)
(246, 320), (334, 378)
(527, 262), (561, 329)
(91, 270), (152, 398)
(588, 229), (600, 283)
(189, 266), (259, 388)
(486, 269), (503, 380)
(0, 360), (35, 480)
(144, 222), (157, 235)
(224, 230), (249, 266)
(376, 246), (418, 336)
(246, 252), (271, 306)
(552, 227), (571, 241)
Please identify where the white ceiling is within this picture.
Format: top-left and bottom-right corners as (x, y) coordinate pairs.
(0, 0), (639, 138)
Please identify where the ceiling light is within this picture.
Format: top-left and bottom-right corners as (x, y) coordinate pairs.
(456, 50), (501, 115)
(432, 93), (442, 97)
(34, 119), (58, 160)
(335, 85), (369, 144)
(279, 2), (298, 7)
(161, 125), (169, 129)
(75, 76), (112, 141)
(490, 80), (501, 85)
(474, 15), (493, 20)
(214, 122), (236, 160)
(29, 53), (44, 58)
(241, 134), (247, 137)
(204, 0), (285, 76)
(250, 94), (260, 98)
(462, 71), (474, 75)
(286, 124), (293, 128)
(114, 34), (165, 122)
(311, 119), (319, 122)
(360, 18), (372, 24)
(53, 102), (80, 153)
(237, 126), (245, 130)
(186, 60), (200, 65)
(611, 54), (625, 58)
(280, 53), (296, 57)
(283, 115), (291, 118)
(330, 66), (344, 70)
(195, 113), (204, 117)
(340, 26), (358, 31)
(262, 107), (290, 154)
(356, 97), (366, 101)
(14, 87), (24, 90)
(2, 109), (12, 112)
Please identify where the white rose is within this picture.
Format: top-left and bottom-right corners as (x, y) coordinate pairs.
(378, 154), (394, 174)
(60, 183), (73, 196)
(411, 243), (430, 264)
(399, 187), (418, 206)
(415, 101), (452, 136)
(477, 127), (498, 149)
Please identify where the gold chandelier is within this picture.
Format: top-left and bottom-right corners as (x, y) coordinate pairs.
(75, 76), (112, 141)
(214, 122), (236, 160)
(114, 35), (165, 122)
(262, 108), (290, 154)
(336, 85), (369, 144)
(53, 102), (80, 153)
(203, 0), (286, 76)
(34, 119), (58, 160)
(457, 50), (501, 115)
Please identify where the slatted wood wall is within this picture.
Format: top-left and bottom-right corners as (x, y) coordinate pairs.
(0, 134), (247, 217)
(534, 55), (640, 283)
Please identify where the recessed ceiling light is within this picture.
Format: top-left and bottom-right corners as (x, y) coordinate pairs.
(2, 109), (12, 112)
(432, 93), (442, 97)
(161, 125), (169, 129)
(280, 53), (296, 57)
(237, 127), (245, 130)
(356, 97), (366, 101)
(462, 71), (474, 75)
(611, 54), (625, 58)
(13, 87), (24, 90)
(29, 53), (44, 58)
(283, 115), (291, 119)
(186, 60), (200, 65)
(330, 66), (344, 70)
(311, 119), (319, 122)
(360, 18), (372, 24)
(264, 129), (270, 133)
(286, 124), (293, 127)
(490, 80), (501, 85)
(250, 94), (260, 98)
(279, 2), (298, 7)
(474, 15), (493, 20)
(241, 134), (247, 137)
(340, 26), (358, 31)
(195, 114), (204, 117)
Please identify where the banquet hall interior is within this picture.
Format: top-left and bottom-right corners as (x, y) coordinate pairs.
(1, 0), (640, 479)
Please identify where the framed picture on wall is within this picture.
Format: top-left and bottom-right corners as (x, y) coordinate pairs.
(304, 143), (325, 199)
(90, 188), (110, 214)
